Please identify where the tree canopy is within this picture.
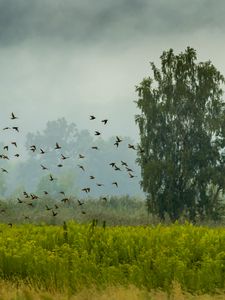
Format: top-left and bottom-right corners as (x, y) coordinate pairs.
(135, 47), (225, 221)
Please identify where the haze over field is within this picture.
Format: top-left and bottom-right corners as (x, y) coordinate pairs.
(0, 0), (225, 197)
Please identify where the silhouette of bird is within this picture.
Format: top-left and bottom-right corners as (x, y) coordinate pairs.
(52, 210), (58, 217)
(61, 198), (69, 203)
(11, 112), (18, 120)
(3, 127), (10, 130)
(101, 196), (107, 202)
(61, 154), (69, 160)
(41, 164), (48, 170)
(1, 168), (8, 173)
(90, 115), (96, 120)
(43, 191), (48, 195)
(27, 202), (34, 207)
(138, 146), (145, 154)
(54, 204), (59, 209)
(128, 173), (136, 178)
(121, 161), (128, 167)
(101, 119), (108, 125)
(116, 136), (122, 143)
(82, 187), (90, 193)
(89, 175), (95, 179)
(40, 148), (45, 154)
(109, 162), (116, 168)
(96, 183), (104, 186)
(79, 154), (85, 159)
(77, 199), (84, 206)
(46, 205), (52, 211)
(78, 165), (85, 171)
(95, 131), (101, 136)
(91, 146), (98, 150)
(23, 191), (29, 198)
(128, 144), (136, 150)
(114, 166), (121, 171)
(49, 174), (56, 181)
(30, 193), (39, 200)
(3, 146), (8, 151)
(30, 145), (36, 152)
(114, 141), (119, 147)
(55, 142), (61, 150)
(57, 164), (63, 167)
(59, 191), (65, 196)
(17, 198), (23, 203)
(112, 182), (118, 187)
(11, 142), (17, 147)
(126, 167), (133, 172)
(12, 126), (19, 132)
(2, 155), (9, 160)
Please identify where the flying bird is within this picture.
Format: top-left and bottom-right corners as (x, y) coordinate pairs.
(82, 187), (90, 193)
(12, 126), (19, 132)
(109, 162), (116, 168)
(61, 154), (69, 160)
(3, 127), (10, 130)
(11, 112), (18, 120)
(11, 142), (17, 147)
(78, 165), (85, 171)
(90, 115), (96, 120)
(112, 182), (118, 187)
(55, 142), (61, 150)
(59, 191), (65, 196)
(40, 148), (45, 154)
(95, 131), (101, 136)
(1, 168), (8, 173)
(128, 144), (136, 150)
(57, 164), (63, 167)
(49, 174), (56, 181)
(77, 199), (84, 206)
(121, 161), (128, 167)
(41, 164), (48, 170)
(91, 146), (98, 150)
(96, 183), (104, 186)
(3, 146), (8, 151)
(116, 136), (122, 143)
(79, 154), (85, 159)
(52, 210), (58, 217)
(89, 175), (95, 179)
(14, 153), (19, 158)
(101, 119), (108, 125)
(17, 198), (23, 204)
(43, 191), (48, 195)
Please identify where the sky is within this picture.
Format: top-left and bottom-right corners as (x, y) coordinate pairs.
(1, 0), (225, 143)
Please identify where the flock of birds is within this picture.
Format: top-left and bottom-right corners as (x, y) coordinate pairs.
(0, 113), (143, 223)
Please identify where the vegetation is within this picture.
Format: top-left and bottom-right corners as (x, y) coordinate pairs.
(0, 222), (224, 296)
(135, 47), (225, 222)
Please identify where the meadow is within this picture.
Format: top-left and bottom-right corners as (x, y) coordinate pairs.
(0, 221), (225, 299)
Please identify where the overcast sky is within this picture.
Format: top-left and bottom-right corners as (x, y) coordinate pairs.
(1, 0), (225, 143)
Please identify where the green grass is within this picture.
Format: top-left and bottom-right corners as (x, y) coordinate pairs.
(0, 222), (225, 295)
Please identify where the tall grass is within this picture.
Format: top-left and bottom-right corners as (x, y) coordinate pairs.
(0, 222), (225, 295)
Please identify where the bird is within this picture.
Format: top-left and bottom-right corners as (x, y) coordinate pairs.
(95, 131), (101, 136)
(2, 155), (9, 160)
(12, 126), (19, 132)
(109, 162), (116, 167)
(101, 119), (108, 125)
(128, 144), (136, 150)
(49, 174), (56, 181)
(11, 142), (17, 147)
(61, 198), (69, 203)
(96, 183), (104, 187)
(3, 146), (8, 151)
(121, 161), (128, 167)
(89, 175), (95, 179)
(114, 141), (119, 147)
(54, 204), (59, 209)
(15, 153), (20, 157)
(43, 191), (48, 195)
(91, 146), (98, 150)
(128, 173), (136, 178)
(41, 164), (48, 170)
(55, 142), (61, 150)
(1, 168), (8, 173)
(3, 127), (10, 130)
(59, 191), (65, 196)
(126, 167), (133, 172)
(79, 154), (85, 159)
(112, 182), (118, 187)
(57, 164), (63, 167)
(78, 165), (85, 171)
(77, 199), (84, 206)
(30, 194), (39, 200)
(30, 145), (36, 152)
(17, 198), (23, 204)
(11, 112), (18, 120)
(90, 115), (96, 120)
(40, 148), (45, 154)
(101, 197), (107, 202)
(116, 136), (122, 143)
(45, 205), (52, 211)
(27, 202), (34, 207)
(61, 154), (69, 160)
(52, 210), (58, 217)
(23, 191), (29, 198)
(114, 166), (121, 171)
(82, 187), (90, 193)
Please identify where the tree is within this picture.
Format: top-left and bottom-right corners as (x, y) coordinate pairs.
(135, 47), (225, 222)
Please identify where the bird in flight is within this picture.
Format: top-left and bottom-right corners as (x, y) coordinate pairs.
(14, 154), (20, 157)
(116, 136), (122, 143)
(112, 181), (118, 187)
(89, 175), (95, 179)
(61, 154), (69, 160)
(57, 164), (63, 167)
(55, 142), (61, 150)
(40, 148), (45, 154)
(30, 145), (36, 152)
(1, 168), (8, 173)
(96, 183), (104, 187)
(90, 115), (96, 120)
(59, 191), (65, 196)
(79, 154), (85, 159)
(12, 126), (19, 132)
(11, 112), (18, 120)
(95, 131), (101, 136)
(121, 161), (128, 167)
(52, 210), (58, 217)
(3, 127), (10, 130)
(109, 162), (116, 168)
(3, 146), (8, 151)
(128, 144), (136, 150)
(91, 146), (98, 150)
(101, 119), (108, 125)
(41, 164), (48, 170)
(49, 174), (56, 181)
(77, 199), (84, 206)
(11, 142), (17, 147)
(78, 165), (85, 171)
(82, 187), (90, 193)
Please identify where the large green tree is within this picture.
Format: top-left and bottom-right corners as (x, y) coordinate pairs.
(135, 47), (225, 222)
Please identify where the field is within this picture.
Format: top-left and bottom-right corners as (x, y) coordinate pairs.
(0, 222), (225, 299)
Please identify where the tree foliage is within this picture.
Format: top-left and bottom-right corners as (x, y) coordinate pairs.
(135, 47), (225, 221)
